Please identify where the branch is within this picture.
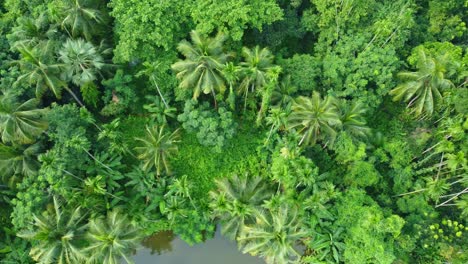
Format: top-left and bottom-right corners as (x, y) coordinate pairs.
(436, 187), (468, 208)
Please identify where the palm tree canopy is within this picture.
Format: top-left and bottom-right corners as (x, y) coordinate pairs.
(134, 125), (180, 176)
(287, 91), (341, 146)
(171, 30), (230, 100)
(0, 143), (41, 186)
(237, 205), (306, 264)
(85, 209), (141, 264)
(336, 100), (370, 140)
(389, 48), (454, 117)
(59, 38), (105, 86)
(8, 14), (57, 48)
(0, 93), (48, 144)
(238, 46), (278, 104)
(14, 42), (67, 99)
(51, 0), (104, 41)
(18, 197), (88, 264)
(210, 174), (273, 240)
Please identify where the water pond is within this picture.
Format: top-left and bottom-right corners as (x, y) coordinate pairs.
(130, 229), (264, 264)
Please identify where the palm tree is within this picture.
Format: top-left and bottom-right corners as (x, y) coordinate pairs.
(59, 38), (106, 87)
(85, 210), (141, 264)
(134, 125), (180, 176)
(209, 174), (273, 240)
(52, 0), (104, 41)
(222, 62), (242, 110)
(271, 75), (297, 108)
(265, 107), (288, 143)
(0, 93), (48, 144)
(18, 197), (88, 264)
(238, 46), (277, 110)
(287, 92), (341, 146)
(389, 49), (454, 117)
(9, 14), (57, 48)
(237, 205), (306, 264)
(137, 62), (170, 109)
(0, 143), (41, 186)
(335, 99), (370, 140)
(14, 42), (67, 100)
(171, 30), (230, 106)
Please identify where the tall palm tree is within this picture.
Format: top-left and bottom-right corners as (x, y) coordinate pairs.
(238, 46), (277, 110)
(134, 125), (180, 176)
(0, 143), (41, 186)
(237, 205), (306, 264)
(389, 49), (454, 117)
(14, 42), (67, 100)
(335, 99), (370, 140)
(271, 75), (297, 109)
(0, 93), (48, 144)
(52, 0), (104, 41)
(265, 107), (288, 143)
(59, 38), (106, 87)
(287, 92), (341, 146)
(222, 62), (242, 110)
(171, 30), (230, 106)
(209, 174), (273, 240)
(85, 210), (141, 264)
(18, 197), (88, 264)
(9, 14), (57, 48)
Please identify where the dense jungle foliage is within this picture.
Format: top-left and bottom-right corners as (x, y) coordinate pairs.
(0, 0), (467, 263)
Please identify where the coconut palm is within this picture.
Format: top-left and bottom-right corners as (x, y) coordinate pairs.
(265, 107), (288, 142)
(237, 205), (307, 264)
(287, 92), (341, 146)
(222, 62), (242, 110)
(9, 14), (57, 48)
(0, 93), (48, 144)
(271, 75), (297, 109)
(238, 46), (277, 110)
(14, 42), (67, 100)
(209, 174), (273, 240)
(134, 125), (180, 176)
(18, 196), (88, 264)
(52, 0), (104, 40)
(0, 143), (41, 186)
(85, 210), (141, 264)
(335, 99), (370, 140)
(389, 49), (454, 117)
(171, 30), (230, 106)
(59, 38), (106, 86)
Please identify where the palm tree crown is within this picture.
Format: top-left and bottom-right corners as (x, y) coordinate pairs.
(0, 93), (48, 144)
(237, 205), (306, 264)
(59, 38), (105, 86)
(85, 210), (141, 264)
(336, 100), (370, 140)
(134, 125), (180, 176)
(0, 143), (41, 186)
(238, 46), (277, 109)
(210, 174), (273, 240)
(53, 0), (104, 41)
(172, 30), (230, 104)
(389, 49), (454, 117)
(14, 42), (66, 99)
(287, 92), (341, 146)
(18, 197), (88, 264)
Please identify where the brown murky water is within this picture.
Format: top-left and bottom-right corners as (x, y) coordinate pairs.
(130, 228), (264, 264)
